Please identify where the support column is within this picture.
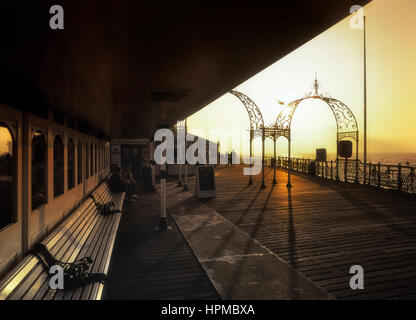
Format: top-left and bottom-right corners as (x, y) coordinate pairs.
(183, 164), (189, 191)
(150, 141), (156, 192)
(261, 129), (266, 189)
(178, 164), (183, 187)
(159, 163), (167, 231)
(273, 137), (277, 185)
(287, 135), (292, 188)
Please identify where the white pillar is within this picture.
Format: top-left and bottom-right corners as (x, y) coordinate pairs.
(178, 164), (183, 186)
(183, 164), (189, 191)
(159, 163), (167, 230)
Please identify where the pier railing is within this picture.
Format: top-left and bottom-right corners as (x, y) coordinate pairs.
(274, 157), (416, 194)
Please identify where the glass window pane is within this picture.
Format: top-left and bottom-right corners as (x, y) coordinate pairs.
(0, 124), (15, 229)
(32, 131), (47, 210)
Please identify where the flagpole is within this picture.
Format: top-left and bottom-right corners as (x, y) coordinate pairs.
(363, 15), (368, 183)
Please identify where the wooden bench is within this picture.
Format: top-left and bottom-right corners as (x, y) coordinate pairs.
(0, 179), (125, 300)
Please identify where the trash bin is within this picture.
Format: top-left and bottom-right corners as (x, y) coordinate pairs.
(308, 161), (316, 176)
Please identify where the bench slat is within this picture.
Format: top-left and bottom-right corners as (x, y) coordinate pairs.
(0, 179), (125, 300)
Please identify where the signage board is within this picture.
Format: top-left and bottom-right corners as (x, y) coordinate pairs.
(338, 141), (353, 159)
(316, 148), (327, 162)
(195, 165), (216, 199)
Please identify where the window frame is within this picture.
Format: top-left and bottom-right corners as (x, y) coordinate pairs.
(67, 137), (75, 190)
(53, 134), (65, 198)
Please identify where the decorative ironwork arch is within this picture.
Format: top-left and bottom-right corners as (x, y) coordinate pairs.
(275, 96), (359, 142)
(271, 92), (359, 187)
(229, 90), (266, 187)
(229, 90), (265, 130)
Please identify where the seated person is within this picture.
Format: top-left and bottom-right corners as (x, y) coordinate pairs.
(108, 166), (125, 194)
(121, 163), (137, 199)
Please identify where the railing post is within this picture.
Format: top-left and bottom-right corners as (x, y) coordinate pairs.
(411, 168), (415, 194)
(398, 163), (402, 192)
(344, 158), (348, 182)
(330, 160), (333, 180)
(377, 162), (381, 188)
(325, 161), (328, 179)
(355, 159), (359, 184)
(336, 159), (340, 181)
(368, 162), (372, 185)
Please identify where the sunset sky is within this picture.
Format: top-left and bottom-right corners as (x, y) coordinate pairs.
(187, 0), (416, 160)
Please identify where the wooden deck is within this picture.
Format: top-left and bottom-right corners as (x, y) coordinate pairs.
(184, 166), (416, 300)
(103, 192), (219, 300)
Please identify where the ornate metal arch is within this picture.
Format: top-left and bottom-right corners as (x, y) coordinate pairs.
(274, 96), (359, 142)
(229, 90), (264, 131)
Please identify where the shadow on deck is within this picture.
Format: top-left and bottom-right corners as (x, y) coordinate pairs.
(180, 166), (416, 300)
(103, 192), (219, 300)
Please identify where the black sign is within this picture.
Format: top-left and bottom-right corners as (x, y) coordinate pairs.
(195, 166), (216, 198)
(338, 141), (353, 159)
(316, 148), (327, 162)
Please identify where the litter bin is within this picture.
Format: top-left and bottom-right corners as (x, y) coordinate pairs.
(308, 161), (316, 176)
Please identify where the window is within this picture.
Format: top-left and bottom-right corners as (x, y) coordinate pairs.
(95, 144), (98, 174)
(32, 131), (47, 210)
(90, 144), (93, 177)
(0, 124), (15, 229)
(86, 143), (89, 179)
(68, 138), (75, 190)
(77, 140), (82, 184)
(53, 135), (64, 197)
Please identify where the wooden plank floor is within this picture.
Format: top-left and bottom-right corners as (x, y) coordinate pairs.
(103, 192), (219, 300)
(184, 166), (416, 300)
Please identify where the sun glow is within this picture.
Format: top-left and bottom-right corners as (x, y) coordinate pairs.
(187, 0), (416, 160)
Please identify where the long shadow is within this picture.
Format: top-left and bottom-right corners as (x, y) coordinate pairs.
(222, 183), (276, 298)
(287, 187), (299, 299)
(327, 183), (416, 239)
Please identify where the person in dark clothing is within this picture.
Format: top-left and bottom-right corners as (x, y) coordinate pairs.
(108, 166), (125, 194)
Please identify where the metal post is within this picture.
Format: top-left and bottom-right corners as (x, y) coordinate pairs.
(331, 160), (333, 180)
(287, 136), (292, 188)
(377, 162), (381, 188)
(411, 168), (415, 193)
(261, 130), (266, 189)
(398, 163), (402, 192)
(368, 162), (372, 185)
(159, 163), (168, 231)
(363, 16), (368, 185)
(344, 158), (348, 183)
(249, 129), (253, 185)
(178, 164), (182, 187)
(355, 140), (359, 184)
(183, 164), (189, 191)
(273, 138), (277, 184)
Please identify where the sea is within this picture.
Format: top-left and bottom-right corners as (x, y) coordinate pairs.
(292, 153), (416, 166)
